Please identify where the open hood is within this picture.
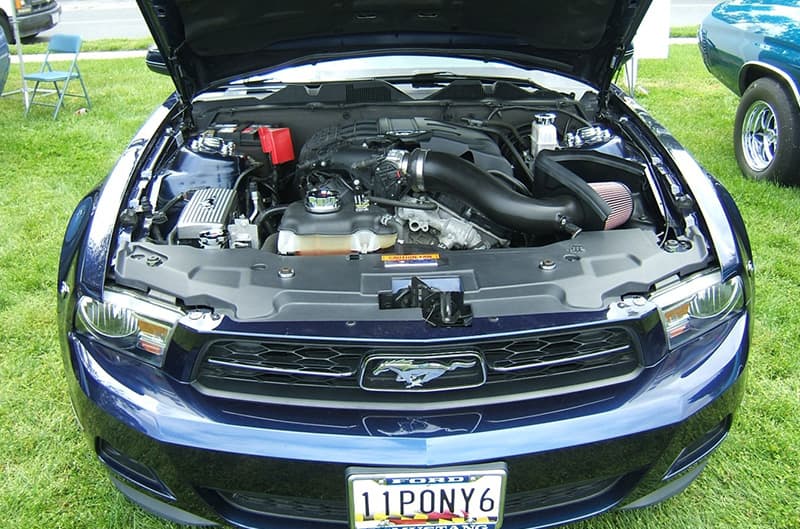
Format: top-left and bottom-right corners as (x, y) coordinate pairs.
(138, 0), (651, 102)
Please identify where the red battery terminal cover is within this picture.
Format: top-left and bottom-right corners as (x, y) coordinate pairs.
(257, 127), (295, 164)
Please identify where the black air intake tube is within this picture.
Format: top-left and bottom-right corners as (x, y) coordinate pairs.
(404, 149), (587, 236)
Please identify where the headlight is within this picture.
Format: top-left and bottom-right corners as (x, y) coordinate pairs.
(650, 271), (744, 348)
(75, 290), (182, 366)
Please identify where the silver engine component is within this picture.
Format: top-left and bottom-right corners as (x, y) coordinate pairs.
(305, 188), (342, 213)
(228, 217), (260, 248)
(565, 126), (613, 148)
(395, 198), (508, 250)
(190, 135), (236, 157)
(176, 188), (237, 245)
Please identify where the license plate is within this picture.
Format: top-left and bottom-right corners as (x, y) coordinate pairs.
(51, 12), (59, 24)
(347, 464), (507, 529)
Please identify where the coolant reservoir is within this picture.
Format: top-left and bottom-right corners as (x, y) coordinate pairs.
(276, 190), (397, 255)
(531, 112), (559, 159)
(277, 230), (397, 255)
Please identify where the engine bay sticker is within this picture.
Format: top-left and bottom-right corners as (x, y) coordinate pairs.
(382, 254), (440, 268)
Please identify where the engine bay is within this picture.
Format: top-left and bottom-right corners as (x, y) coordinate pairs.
(111, 84), (711, 321)
(135, 110), (668, 255)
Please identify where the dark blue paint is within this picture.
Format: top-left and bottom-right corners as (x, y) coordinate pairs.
(58, 32), (755, 529)
(63, 311), (747, 527)
(60, 87), (754, 527)
(77, 96), (178, 299)
(72, 315), (745, 445)
(610, 91), (752, 282)
(58, 194), (94, 285)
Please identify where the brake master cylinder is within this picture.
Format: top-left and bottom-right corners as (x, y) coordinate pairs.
(531, 112), (559, 160)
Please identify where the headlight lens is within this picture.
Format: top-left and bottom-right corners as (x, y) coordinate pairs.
(651, 271), (744, 348)
(76, 291), (182, 366)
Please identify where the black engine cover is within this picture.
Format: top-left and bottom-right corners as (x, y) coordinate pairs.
(299, 117), (514, 175)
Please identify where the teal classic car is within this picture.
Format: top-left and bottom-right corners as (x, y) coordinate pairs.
(699, 0), (800, 185)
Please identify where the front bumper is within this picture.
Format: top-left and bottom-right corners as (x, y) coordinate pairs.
(62, 312), (748, 529)
(13, 2), (60, 38)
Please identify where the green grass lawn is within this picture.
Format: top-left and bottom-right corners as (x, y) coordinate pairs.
(15, 37), (154, 54)
(0, 45), (798, 529)
(670, 25), (700, 38)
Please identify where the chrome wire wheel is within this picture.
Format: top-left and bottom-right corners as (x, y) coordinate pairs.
(740, 100), (777, 172)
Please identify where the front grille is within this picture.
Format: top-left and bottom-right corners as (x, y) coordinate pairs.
(483, 328), (635, 381)
(218, 491), (347, 522)
(503, 476), (618, 514)
(195, 326), (639, 402)
(204, 342), (362, 383)
(30, 0), (55, 11)
(213, 474), (621, 524)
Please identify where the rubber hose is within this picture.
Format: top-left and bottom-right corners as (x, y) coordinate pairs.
(254, 205), (289, 233)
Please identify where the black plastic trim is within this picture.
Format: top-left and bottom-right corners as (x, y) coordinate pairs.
(110, 476), (218, 526)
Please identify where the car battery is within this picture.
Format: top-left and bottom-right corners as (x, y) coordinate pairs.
(257, 126), (295, 164)
(205, 124), (295, 165)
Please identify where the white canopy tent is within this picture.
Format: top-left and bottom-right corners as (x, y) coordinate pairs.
(624, 0), (671, 96)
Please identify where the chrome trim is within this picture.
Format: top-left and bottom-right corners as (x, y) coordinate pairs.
(740, 61), (800, 108)
(649, 269), (723, 309)
(200, 313), (647, 344)
(360, 351), (486, 393)
(207, 358), (356, 378)
(740, 100), (777, 172)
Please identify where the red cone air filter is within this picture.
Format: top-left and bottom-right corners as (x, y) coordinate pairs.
(589, 182), (634, 230)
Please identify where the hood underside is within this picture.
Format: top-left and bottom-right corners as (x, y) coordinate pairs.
(138, 0), (651, 100)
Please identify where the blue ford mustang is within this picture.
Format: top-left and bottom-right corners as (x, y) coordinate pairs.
(58, 1), (753, 528)
(699, 0), (800, 185)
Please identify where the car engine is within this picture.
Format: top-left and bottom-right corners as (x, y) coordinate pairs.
(144, 114), (652, 257)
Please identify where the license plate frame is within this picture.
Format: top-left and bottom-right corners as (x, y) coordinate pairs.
(346, 463), (507, 529)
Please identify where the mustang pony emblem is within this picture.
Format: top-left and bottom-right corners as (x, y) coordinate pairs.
(377, 418), (469, 436)
(372, 359), (477, 388)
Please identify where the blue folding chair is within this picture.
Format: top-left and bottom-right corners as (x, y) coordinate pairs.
(24, 34), (91, 119)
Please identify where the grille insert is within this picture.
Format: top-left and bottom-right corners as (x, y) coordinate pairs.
(503, 476), (619, 514)
(218, 490), (348, 522)
(196, 327), (639, 401)
(206, 342), (360, 379)
(483, 328), (636, 381)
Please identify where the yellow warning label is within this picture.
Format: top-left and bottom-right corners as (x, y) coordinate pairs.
(380, 253), (440, 262)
